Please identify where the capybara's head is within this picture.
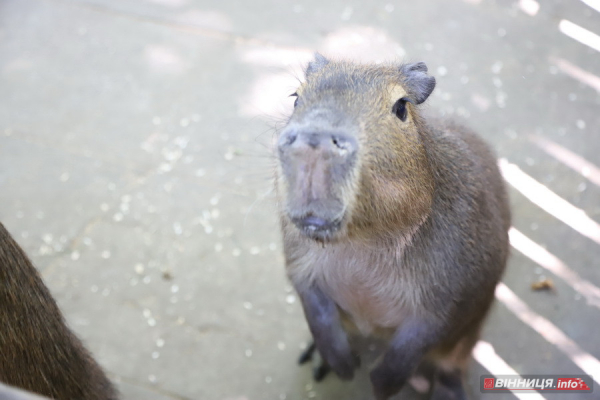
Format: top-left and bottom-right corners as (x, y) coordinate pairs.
(277, 54), (436, 242)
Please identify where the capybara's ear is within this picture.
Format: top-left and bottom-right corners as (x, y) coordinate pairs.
(400, 62), (436, 104)
(306, 53), (330, 77)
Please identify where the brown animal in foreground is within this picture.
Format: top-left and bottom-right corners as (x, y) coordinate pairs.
(0, 222), (118, 400)
(276, 55), (510, 399)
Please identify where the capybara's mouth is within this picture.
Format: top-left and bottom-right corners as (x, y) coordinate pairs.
(291, 214), (342, 242)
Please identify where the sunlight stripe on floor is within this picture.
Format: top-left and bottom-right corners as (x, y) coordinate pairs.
(559, 20), (600, 53)
(530, 135), (600, 188)
(496, 283), (600, 385)
(509, 228), (600, 308)
(473, 341), (547, 399)
(580, 0), (600, 13)
(499, 159), (600, 245)
(551, 57), (600, 92)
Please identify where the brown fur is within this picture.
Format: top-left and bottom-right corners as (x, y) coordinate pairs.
(276, 58), (510, 399)
(0, 223), (118, 400)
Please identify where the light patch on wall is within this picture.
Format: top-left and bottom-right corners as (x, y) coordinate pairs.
(175, 10), (233, 32)
(240, 47), (313, 69)
(519, 0), (540, 16)
(237, 46), (313, 118)
(471, 93), (491, 111)
(239, 72), (298, 118)
(319, 26), (406, 63)
(144, 45), (188, 74)
(147, 0), (188, 7)
(3, 58), (33, 74)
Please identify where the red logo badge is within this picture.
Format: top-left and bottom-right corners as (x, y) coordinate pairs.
(557, 378), (591, 390)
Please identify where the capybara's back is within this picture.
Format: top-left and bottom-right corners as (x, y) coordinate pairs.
(0, 222), (118, 400)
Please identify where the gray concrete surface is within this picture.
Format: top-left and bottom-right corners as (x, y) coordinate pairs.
(1, 0), (599, 399)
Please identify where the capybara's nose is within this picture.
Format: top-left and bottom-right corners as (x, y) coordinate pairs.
(278, 128), (357, 156)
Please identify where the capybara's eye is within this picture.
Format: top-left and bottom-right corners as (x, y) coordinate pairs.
(392, 97), (409, 122)
(290, 92), (299, 108)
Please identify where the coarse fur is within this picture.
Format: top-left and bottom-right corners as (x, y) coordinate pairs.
(276, 56), (510, 399)
(0, 222), (118, 400)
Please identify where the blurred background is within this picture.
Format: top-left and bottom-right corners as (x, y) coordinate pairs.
(1, 0), (599, 399)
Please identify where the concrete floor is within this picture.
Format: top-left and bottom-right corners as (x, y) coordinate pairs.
(1, 0), (599, 399)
